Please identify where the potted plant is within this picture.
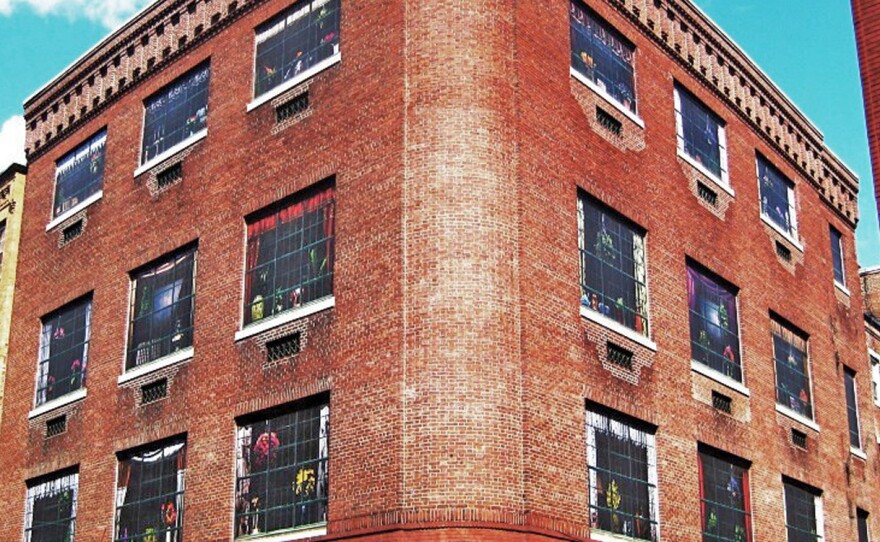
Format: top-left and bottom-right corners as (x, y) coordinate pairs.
(606, 479), (622, 532)
(594, 229), (615, 262)
(718, 304), (729, 331)
(251, 295), (264, 322)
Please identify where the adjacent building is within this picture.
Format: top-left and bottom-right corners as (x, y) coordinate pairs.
(854, 0), (880, 220)
(0, 162), (26, 430)
(0, 0), (876, 541)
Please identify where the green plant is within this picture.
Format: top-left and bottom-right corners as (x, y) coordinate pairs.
(718, 304), (729, 330)
(707, 509), (717, 532)
(595, 229), (616, 262)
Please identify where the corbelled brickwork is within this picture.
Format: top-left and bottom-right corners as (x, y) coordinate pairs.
(1, 0), (876, 541)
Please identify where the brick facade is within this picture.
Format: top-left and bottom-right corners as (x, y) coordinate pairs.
(1, 0), (875, 541)
(854, 0), (880, 221)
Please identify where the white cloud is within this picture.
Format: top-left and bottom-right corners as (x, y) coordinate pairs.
(0, 116), (26, 171)
(0, 0), (154, 29)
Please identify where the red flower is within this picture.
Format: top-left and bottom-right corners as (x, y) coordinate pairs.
(253, 432), (281, 467)
(161, 501), (178, 526)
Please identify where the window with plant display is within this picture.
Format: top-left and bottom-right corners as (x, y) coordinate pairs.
(688, 264), (742, 382)
(36, 297), (91, 406)
(114, 439), (186, 542)
(570, 0), (637, 113)
(783, 479), (823, 542)
(244, 183), (335, 326)
(24, 470), (78, 542)
(675, 86), (727, 181)
(757, 156), (798, 238)
(127, 246), (196, 370)
(698, 448), (752, 542)
(578, 193), (649, 337)
(235, 401), (329, 537)
(142, 63), (209, 165)
(53, 129), (106, 219)
(254, 0), (340, 99)
(771, 317), (813, 420)
(586, 406), (658, 541)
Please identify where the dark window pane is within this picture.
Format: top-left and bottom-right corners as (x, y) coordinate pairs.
(244, 185), (335, 326)
(142, 64), (210, 164)
(858, 509), (870, 542)
(235, 403), (329, 537)
(699, 451), (751, 542)
(25, 471), (78, 542)
(830, 227), (845, 284)
(688, 265), (741, 382)
(127, 247), (197, 370)
(579, 195), (649, 337)
(677, 88), (724, 179)
(845, 369), (861, 449)
(254, 0), (341, 98)
(37, 298), (91, 405)
(570, 0), (636, 112)
(115, 440), (186, 542)
(784, 481), (822, 542)
(53, 129), (106, 218)
(771, 319), (812, 419)
(758, 156), (797, 237)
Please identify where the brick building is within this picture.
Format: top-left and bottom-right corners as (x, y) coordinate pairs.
(0, 0), (876, 541)
(854, 0), (880, 220)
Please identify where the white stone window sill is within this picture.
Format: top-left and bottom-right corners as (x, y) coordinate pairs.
(851, 447), (867, 461)
(590, 529), (643, 542)
(247, 53), (342, 113)
(834, 280), (851, 297)
(690, 361), (750, 397)
(236, 524), (327, 542)
(134, 130), (208, 178)
(776, 404), (820, 432)
(570, 67), (645, 129)
(118, 347), (194, 384)
(46, 191), (103, 231)
(29, 388), (87, 419)
(235, 297), (335, 342)
(580, 305), (657, 351)
(761, 214), (804, 252)
(677, 150), (735, 197)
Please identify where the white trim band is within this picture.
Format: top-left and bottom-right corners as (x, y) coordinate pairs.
(851, 447), (868, 460)
(678, 151), (735, 197)
(247, 53), (342, 113)
(834, 280), (851, 297)
(761, 214), (804, 252)
(775, 404), (820, 432)
(46, 191), (103, 231)
(237, 525), (327, 542)
(134, 130), (208, 178)
(118, 347), (194, 384)
(29, 388), (87, 419)
(580, 306), (658, 351)
(690, 361), (750, 397)
(570, 67), (646, 129)
(235, 296), (336, 342)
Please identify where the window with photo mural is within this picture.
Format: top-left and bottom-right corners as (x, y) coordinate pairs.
(771, 317), (812, 419)
(127, 246), (196, 370)
(699, 449), (752, 542)
(570, 0), (637, 113)
(53, 129), (106, 218)
(254, 0), (340, 98)
(142, 63), (210, 164)
(688, 264), (742, 382)
(586, 406), (658, 542)
(675, 86), (726, 180)
(244, 183), (335, 326)
(235, 401), (329, 537)
(114, 439), (186, 542)
(24, 470), (78, 542)
(36, 297), (91, 406)
(578, 193), (649, 337)
(758, 156), (798, 238)
(783, 479), (822, 542)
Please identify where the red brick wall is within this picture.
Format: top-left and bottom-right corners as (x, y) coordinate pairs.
(0, 0), (876, 541)
(854, 0), (880, 223)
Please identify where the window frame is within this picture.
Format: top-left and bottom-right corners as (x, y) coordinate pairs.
(674, 84), (730, 192)
(829, 226), (847, 290)
(0, 218), (5, 269)
(845, 367), (863, 452)
(870, 350), (880, 408)
(858, 508), (871, 542)
(782, 479), (824, 542)
(34, 296), (92, 409)
(756, 155), (800, 247)
(697, 447), (753, 542)
(24, 469), (79, 542)
(49, 128), (107, 227)
(770, 315), (815, 423)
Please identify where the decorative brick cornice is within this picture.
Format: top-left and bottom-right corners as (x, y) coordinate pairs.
(23, 0), (270, 162)
(606, 0), (859, 226)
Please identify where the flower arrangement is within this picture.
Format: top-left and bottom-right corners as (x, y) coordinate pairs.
(295, 467), (317, 498)
(162, 501), (178, 527)
(53, 326), (66, 340)
(253, 432), (280, 467)
(70, 359), (82, 387)
(142, 527), (158, 542)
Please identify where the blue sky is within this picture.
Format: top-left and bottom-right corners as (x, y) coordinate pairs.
(0, 0), (877, 266)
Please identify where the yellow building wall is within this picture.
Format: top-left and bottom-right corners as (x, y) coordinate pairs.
(0, 165), (27, 428)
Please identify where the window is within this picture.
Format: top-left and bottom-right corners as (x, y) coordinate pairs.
(675, 86), (727, 182)
(570, 0), (637, 113)
(36, 297), (91, 406)
(871, 352), (880, 406)
(758, 156), (798, 239)
(858, 509), (870, 542)
(578, 194), (649, 337)
(829, 227), (845, 286)
(845, 368), (862, 450)
(586, 406), (658, 541)
(783, 479), (823, 542)
(142, 63), (209, 165)
(53, 129), (106, 218)
(698, 449), (752, 542)
(0, 219), (5, 269)
(688, 264), (741, 382)
(235, 401), (329, 537)
(24, 470), (78, 542)
(244, 183), (335, 326)
(254, 0), (341, 99)
(127, 246), (196, 370)
(771, 317), (812, 419)
(115, 439), (186, 542)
